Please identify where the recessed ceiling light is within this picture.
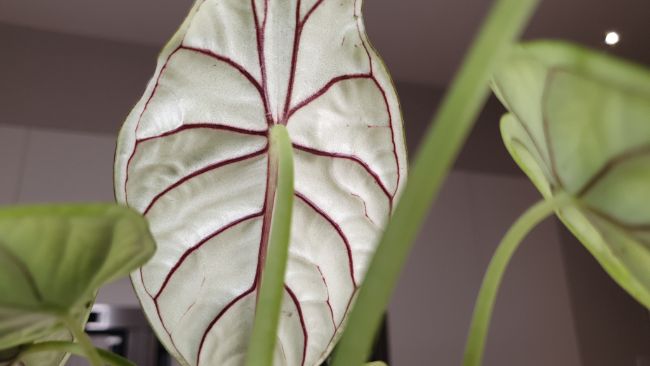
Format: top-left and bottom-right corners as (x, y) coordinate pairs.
(605, 31), (620, 46)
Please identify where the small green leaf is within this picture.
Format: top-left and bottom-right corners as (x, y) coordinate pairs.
(0, 204), (156, 364)
(495, 41), (650, 309)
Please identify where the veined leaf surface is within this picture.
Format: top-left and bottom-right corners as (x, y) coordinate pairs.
(113, 1), (407, 365)
(495, 41), (650, 309)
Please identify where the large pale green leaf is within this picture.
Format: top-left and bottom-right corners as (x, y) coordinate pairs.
(0, 204), (155, 364)
(494, 41), (650, 309)
(113, 1), (407, 365)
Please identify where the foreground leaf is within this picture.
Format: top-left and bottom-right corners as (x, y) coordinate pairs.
(494, 41), (650, 308)
(8, 341), (136, 366)
(0, 204), (155, 364)
(246, 125), (295, 366)
(113, 0), (407, 365)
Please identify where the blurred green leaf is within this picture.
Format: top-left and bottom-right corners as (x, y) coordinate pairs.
(495, 41), (650, 309)
(0, 204), (156, 364)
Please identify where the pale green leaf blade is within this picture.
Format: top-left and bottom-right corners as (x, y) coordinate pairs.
(0, 204), (155, 363)
(495, 41), (650, 309)
(499, 113), (553, 197)
(543, 65), (650, 195)
(555, 204), (650, 309)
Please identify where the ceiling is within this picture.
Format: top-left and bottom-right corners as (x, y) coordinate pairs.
(0, 0), (648, 86)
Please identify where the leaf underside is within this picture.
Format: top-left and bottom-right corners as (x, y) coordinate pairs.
(113, 1), (407, 365)
(495, 41), (650, 309)
(0, 204), (154, 365)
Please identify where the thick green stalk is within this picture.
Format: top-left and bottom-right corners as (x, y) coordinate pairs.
(245, 125), (295, 366)
(14, 341), (135, 366)
(330, 0), (539, 365)
(62, 315), (103, 366)
(462, 196), (568, 366)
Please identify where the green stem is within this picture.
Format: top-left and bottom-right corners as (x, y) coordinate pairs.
(62, 314), (103, 366)
(330, 0), (539, 365)
(462, 195), (569, 366)
(245, 125), (295, 366)
(15, 341), (134, 366)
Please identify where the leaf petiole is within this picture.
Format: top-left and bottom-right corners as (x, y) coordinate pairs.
(245, 125), (295, 366)
(462, 194), (571, 366)
(12, 341), (135, 366)
(61, 314), (104, 366)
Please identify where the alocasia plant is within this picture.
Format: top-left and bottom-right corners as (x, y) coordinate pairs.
(462, 41), (650, 366)
(113, 1), (407, 365)
(6, 1), (646, 366)
(495, 41), (650, 309)
(0, 204), (155, 366)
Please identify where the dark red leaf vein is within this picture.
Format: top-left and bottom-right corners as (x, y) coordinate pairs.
(143, 148), (268, 215)
(153, 212), (265, 300)
(281, 0), (303, 121)
(179, 45), (267, 108)
(354, 0), (373, 73)
(145, 213), (264, 361)
(315, 290), (357, 363)
(251, 0), (272, 124)
(293, 143), (393, 204)
(295, 192), (357, 286)
(196, 287), (256, 366)
(285, 73), (372, 120)
(137, 123), (267, 144)
(369, 76), (401, 196)
(302, 0), (327, 25)
(125, 46), (181, 205)
(194, 150), (272, 364)
(281, 0), (327, 121)
(125, 42), (269, 205)
(285, 285), (308, 366)
(316, 265), (337, 330)
(351, 5), (401, 197)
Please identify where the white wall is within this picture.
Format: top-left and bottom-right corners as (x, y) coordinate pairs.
(0, 123), (582, 365)
(0, 124), (139, 306)
(388, 171), (581, 366)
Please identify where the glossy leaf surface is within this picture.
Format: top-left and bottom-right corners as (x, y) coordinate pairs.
(0, 204), (155, 365)
(113, 1), (407, 365)
(495, 41), (650, 309)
